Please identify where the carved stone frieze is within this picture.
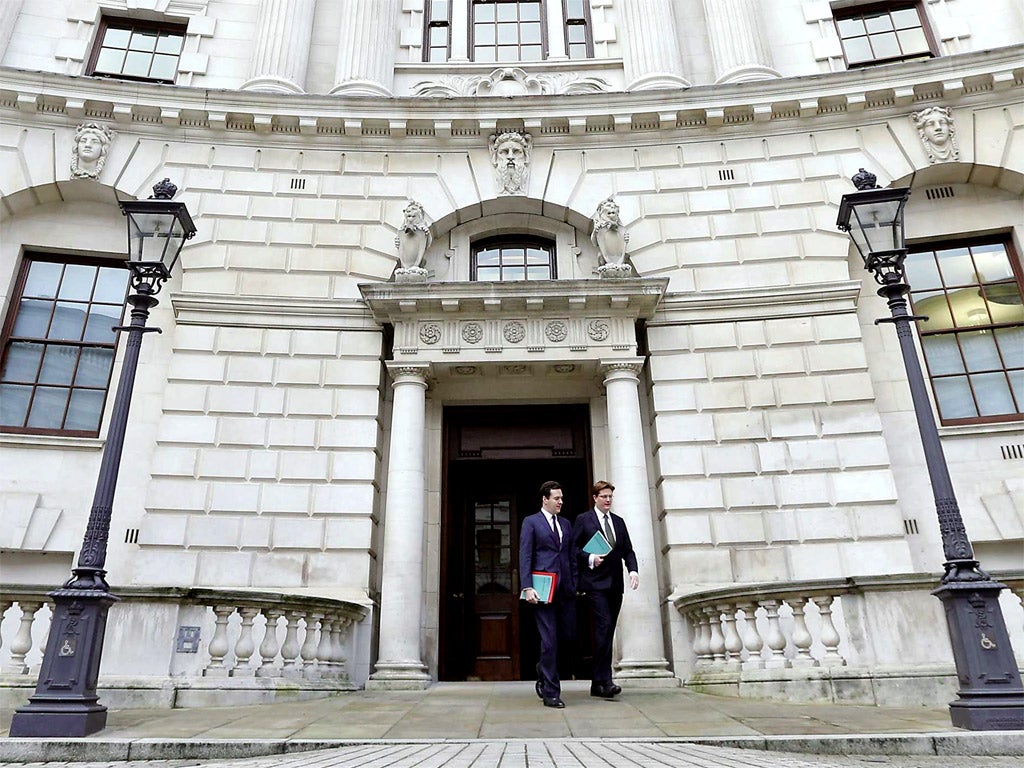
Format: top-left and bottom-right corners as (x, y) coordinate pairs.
(412, 67), (612, 97)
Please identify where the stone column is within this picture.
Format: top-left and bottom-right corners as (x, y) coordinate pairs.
(331, 0), (400, 96)
(617, 0), (689, 91)
(240, 0), (316, 93)
(702, 0), (781, 83)
(602, 359), (678, 686)
(366, 363), (431, 689)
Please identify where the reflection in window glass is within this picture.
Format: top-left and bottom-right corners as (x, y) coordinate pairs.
(908, 239), (1024, 424)
(90, 19), (185, 82)
(0, 255), (128, 435)
(834, 3), (933, 67)
(473, 0), (546, 62)
(471, 238), (555, 282)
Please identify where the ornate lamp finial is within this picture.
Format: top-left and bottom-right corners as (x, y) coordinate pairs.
(149, 178), (178, 200)
(851, 168), (879, 191)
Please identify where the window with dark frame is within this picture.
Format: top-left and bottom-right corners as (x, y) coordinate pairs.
(905, 237), (1024, 425)
(833, 1), (935, 68)
(0, 254), (129, 436)
(472, 0), (545, 63)
(424, 0), (452, 62)
(87, 17), (186, 83)
(563, 0), (593, 59)
(472, 237), (555, 281)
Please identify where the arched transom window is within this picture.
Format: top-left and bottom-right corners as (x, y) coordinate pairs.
(472, 236), (555, 281)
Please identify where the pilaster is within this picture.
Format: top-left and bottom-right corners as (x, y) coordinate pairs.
(241, 0), (316, 93)
(617, 0), (690, 91)
(702, 0), (781, 84)
(331, 0), (400, 96)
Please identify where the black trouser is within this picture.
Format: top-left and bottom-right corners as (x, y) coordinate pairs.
(535, 595), (576, 698)
(587, 589), (622, 684)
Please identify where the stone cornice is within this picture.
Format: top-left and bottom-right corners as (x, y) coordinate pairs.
(649, 280), (863, 325)
(358, 278), (669, 321)
(170, 292), (379, 331)
(0, 46), (1020, 142)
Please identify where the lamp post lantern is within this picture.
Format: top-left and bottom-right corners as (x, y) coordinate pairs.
(838, 169), (1024, 731)
(9, 180), (196, 738)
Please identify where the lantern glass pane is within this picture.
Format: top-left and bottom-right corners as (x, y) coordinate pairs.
(849, 198), (904, 254)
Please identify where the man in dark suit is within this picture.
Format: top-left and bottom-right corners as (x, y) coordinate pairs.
(519, 480), (577, 708)
(572, 480), (638, 699)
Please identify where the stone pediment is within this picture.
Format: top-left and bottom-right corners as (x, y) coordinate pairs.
(358, 278), (667, 363)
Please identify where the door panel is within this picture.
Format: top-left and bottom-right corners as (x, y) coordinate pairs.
(469, 495), (518, 680)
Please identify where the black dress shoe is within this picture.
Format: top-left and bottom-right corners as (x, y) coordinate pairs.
(543, 697), (565, 708)
(590, 683), (618, 698)
(608, 683), (622, 696)
(535, 663), (544, 699)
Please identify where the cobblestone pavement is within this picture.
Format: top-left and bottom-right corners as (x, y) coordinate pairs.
(1, 741), (1023, 768)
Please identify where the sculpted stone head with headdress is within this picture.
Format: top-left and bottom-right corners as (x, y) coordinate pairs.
(912, 106), (958, 163)
(71, 122), (114, 179)
(489, 131), (532, 196)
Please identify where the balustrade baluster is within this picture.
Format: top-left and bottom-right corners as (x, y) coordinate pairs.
(737, 601), (764, 670)
(811, 594), (846, 666)
(4, 601), (42, 674)
(787, 597), (816, 667)
(231, 607), (258, 677)
(302, 611), (324, 679)
(280, 610), (303, 678)
(759, 599), (789, 669)
(257, 608), (283, 678)
(204, 605), (235, 677)
(329, 614), (346, 678)
(316, 615), (335, 678)
(705, 606), (726, 667)
(0, 600), (12, 655)
(718, 602), (743, 670)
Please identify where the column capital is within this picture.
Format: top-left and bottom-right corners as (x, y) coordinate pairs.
(600, 357), (644, 382)
(386, 361), (431, 384)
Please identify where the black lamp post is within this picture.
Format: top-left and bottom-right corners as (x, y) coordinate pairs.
(838, 169), (1024, 731)
(9, 179), (196, 737)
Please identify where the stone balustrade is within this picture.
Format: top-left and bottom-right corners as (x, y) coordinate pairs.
(0, 585), (370, 710)
(671, 571), (1024, 706)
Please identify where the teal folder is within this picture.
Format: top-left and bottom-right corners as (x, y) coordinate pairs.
(521, 571), (557, 603)
(583, 530), (612, 556)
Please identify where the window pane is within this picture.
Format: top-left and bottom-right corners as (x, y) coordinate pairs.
(843, 37), (872, 63)
(12, 299), (53, 338)
(568, 26), (586, 43)
(504, 266), (525, 280)
(428, 47), (447, 62)
(935, 247), (974, 286)
(973, 243), (1013, 282)
(103, 27), (131, 47)
(527, 248), (550, 265)
(960, 331), (1002, 372)
(922, 335), (964, 375)
(94, 267), (128, 303)
(521, 22), (541, 44)
(128, 30), (158, 52)
(891, 8), (921, 29)
(123, 50), (152, 78)
(39, 345), (76, 386)
(995, 328), (1024, 368)
(905, 251), (942, 290)
(58, 263), (96, 301)
(65, 389), (105, 432)
(520, 44), (542, 60)
(569, 43), (588, 58)
(972, 372), (1015, 416)
(156, 34), (183, 54)
(497, 45), (518, 61)
(24, 261), (62, 298)
(912, 290), (953, 331)
(527, 266), (550, 280)
(150, 54), (179, 81)
(95, 48), (126, 73)
(476, 249), (499, 266)
(475, 3), (495, 21)
(83, 304), (122, 343)
(497, 22), (518, 43)
(497, 3), (517, 22)
(566, 0), (585, 17)
(520, 2), (541, 21)
(477, 267), (500, 281)
(933, 377), (977, 420)
(50, 302), (88, 341)
(0, 383), (32, 426)
(897, 28), (928, 54)
(503, 248), (525, 264)
(27, 387), (69, 429)
(1, 342), (44, 382)
(431, 26), (449, 45)
(75, 348), (115, 388)
(1009, 370), (1024, 409)
(864, 13), (894, 33)
(869, 31), (900, 59)
(430, 0), (450, 22)
(476, 25), (495, 44)
(836, 18), (865, 37)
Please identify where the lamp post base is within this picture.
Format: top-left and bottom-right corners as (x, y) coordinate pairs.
(8, 588), (118, 738)
(934, 578), (1024, 731)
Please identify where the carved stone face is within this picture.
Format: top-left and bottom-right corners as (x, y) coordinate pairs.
(921, 113), (950, 145)
(601, 201), (620, 224)
(403, 203), (425, 227)
(495, 139), (526, 169)
(77, 132), (104, 162)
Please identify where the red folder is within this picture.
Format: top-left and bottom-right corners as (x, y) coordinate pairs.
(521, 571), (558, 603)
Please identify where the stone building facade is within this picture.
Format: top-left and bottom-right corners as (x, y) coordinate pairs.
(0, 0), (1022, 708)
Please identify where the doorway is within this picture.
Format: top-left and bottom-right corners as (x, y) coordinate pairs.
(439, 404), (593, 682)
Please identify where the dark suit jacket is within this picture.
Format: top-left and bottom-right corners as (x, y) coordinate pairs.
(519, 511), (576, 598)
(572, 508), (638, 593)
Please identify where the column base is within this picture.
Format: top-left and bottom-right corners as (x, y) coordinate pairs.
(239, 76), (304, 93)
(615, 658), (680, 688)
(625, 73), (691, 91)
(329, 79), (393, 97)
(714, 65), (782, 84)
(365, 660), (431, 690)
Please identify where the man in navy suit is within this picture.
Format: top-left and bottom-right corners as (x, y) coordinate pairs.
(572, 480), (638, 699)
(519, 480), (577, 708)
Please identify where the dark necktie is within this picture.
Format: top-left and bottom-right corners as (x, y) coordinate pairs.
(550, 515), (561, 544)
(603, 513), (616, 547)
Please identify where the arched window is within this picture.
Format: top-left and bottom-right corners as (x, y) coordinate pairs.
(472, 236), (555, 281)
